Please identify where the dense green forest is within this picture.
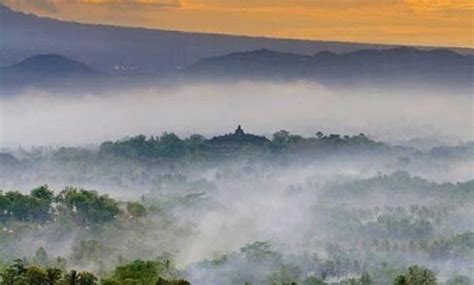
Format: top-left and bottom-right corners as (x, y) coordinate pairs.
(0, 128), (472, 284)
(0, 173), (472, 284)
(3, 259), (468, 285)
(97, 127), (388, 161)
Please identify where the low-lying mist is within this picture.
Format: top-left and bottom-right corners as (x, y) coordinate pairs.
(0, 161), (472, 284)
(1, 79), (472, 147)
(0, 78), (473, 285)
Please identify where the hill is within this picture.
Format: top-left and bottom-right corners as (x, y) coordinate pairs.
(187, 47), (474, 88)
(7, 54), (94, 75)
(0, 54), (98, 92)
(2, 4), (471, 75)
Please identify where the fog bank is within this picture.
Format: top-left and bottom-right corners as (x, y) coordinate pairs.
(1, 80), (472, 147)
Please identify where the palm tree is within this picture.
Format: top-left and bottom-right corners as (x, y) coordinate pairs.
(77, 271), (97, 285)
(64, 270), (79, 285)
(1, 259), (27, 285)
(45, 268), (62, 285)
(0, 268), (17, 285)
(25, 266), (48, 285)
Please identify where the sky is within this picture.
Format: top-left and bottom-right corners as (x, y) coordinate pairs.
(2, 0), (473, 48)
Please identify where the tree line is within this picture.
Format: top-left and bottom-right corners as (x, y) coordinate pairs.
(0, 186), (146, 226)
(97, 127), (385, 161)
(0, 258), (190, 285)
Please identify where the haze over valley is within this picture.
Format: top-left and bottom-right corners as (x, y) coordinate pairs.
(0, 2), (473, 285)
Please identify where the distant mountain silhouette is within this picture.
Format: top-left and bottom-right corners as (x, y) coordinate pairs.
(187, 47), (474, 88)
(0, 54), (98, 92)
(7, 54), (94, 75)
(1, 4), (472, 75)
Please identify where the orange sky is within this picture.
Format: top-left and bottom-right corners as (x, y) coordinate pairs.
(2, 0), (473, 48)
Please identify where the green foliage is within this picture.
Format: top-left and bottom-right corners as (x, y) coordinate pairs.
(56, 187), (120, 225)
(266, 264), (301, 284)
(45, 268), (62, 285)
(302, 276), (325, 285)
(63, 270), (98, 285)
(63, 270), (79, 285)
(76, 271), (97, 285)
(98, 128), (384, 162)
(394, 275), (408, 285)
(109, 260), (167, 285)
(393, 265), (437, 285)
(360, 272), (373, 285)
(363, 216), (434, 240)
(99, 132), (186, 161)
(25, 266), (48, 285)
(0, 186), (147, 227)
(32, 247), (49, 268)
(0, 186), (53, 223)
(126, 202), (147, 219)
(0, 171), (469, 285)
(426, 232), (474, 259)
(240, 241), (281, 263)
(155, 277), (190, 285)
(0, 259), (68, 285)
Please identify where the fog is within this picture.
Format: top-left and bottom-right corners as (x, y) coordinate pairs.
(1, 80), (472, 148)
(1, 155), (473, 284)
(0, 79), (473, 285)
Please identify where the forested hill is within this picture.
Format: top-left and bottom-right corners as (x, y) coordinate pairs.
(97, 126), (388, 161)
(2, 127), (472, 166)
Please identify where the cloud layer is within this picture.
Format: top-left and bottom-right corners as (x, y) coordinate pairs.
(1, 80), (472, 147)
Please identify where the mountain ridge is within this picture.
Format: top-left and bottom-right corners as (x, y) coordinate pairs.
(0, 54), (100, 93)
(7, 54), (95, 74)
(1, 3), (472, 75)
(186, 47), (473, 88)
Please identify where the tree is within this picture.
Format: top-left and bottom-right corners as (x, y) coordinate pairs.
(156, 278), (190, 285)
(158, 133), (184, 159)
(56, 188), (120, 225)
(25, 266), (48, 285)
(0, 186), (54, 223)
(64, 270), (79, 285)
(1, 267), (19, 285)
(273, 130), (290, 144)
(30, 185), (54, 223)
(126, 202), (147, 218)
(45, 268), (62, 285)
(77, 272), (97, 285)
(303, 276), (325, 285)
(266, 264), (301, 284)
(394, 265), (437, 285)
(31, 186), (54, 203)
(32, 247), (49, 268)
(1, 259), (28, 284)
(11, 259), (27, 277)
(49, 257), (67, 272)
(111, 260), (161, 284)
(360, 271), (372, 285)
(406, 265), (436, 285)
(240, 241), (281, 263)
(394, 275), (408, 285)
